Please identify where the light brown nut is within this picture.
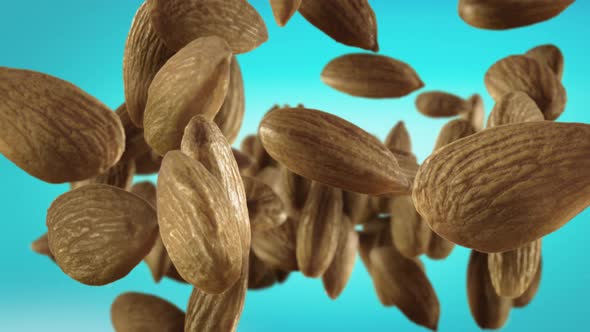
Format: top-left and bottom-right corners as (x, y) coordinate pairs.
(415, 91), (472, 118)
(461, 94), (485, 132)
(513, 259), (542, 308)
(321, 54), (423, 98)
(157, 151), (242, 293)
(299, 0), (378, 51)
(144, 36), (232, 156)
(232, 148), (254, 171)
(385, 121), (412, 154)
(143, 236), (171, 283)
(322, 217), (358, 299)
(70, 160), (136, 190)
(458, 0), (575, 30)
(259, 107), (409, 195)
(369, 246), (440, 330)
(248, 251), (278, 290)
(271, 0), (302, 27)
(413, 122), (590, 253)
(390, 195), (431, 258)
(111, 292), (184, 332)
(148, 0), (268, 54)
(130, 181), (157, 206)
(467, 250), (511, 329)
(391, 150), (420, 187)
(46, 184), (158, 285)
(123, 2), (174, 127)
(214, 56), (245, 145)
(487, 91), (545, 128)
(134, 150), (162, 175)
(0, 68), (125, 183)
(243, 176), (287, 232)
(115, 104), (151, 163)
(31, 233), (54, 261)
(525, 44), (564, 81)
(165, 263), (188, 284)
(426, 233), (455, 260)
(297, 182), (343, 277)
(343, 191), (374, 225)
(240, 134), (257, 157)
(488, 240), (542, 298)
(484, 55), (567, 120)
(434, 119), (476, 150)
(281, 166), (311, 218)
(252, 218), (298, 272)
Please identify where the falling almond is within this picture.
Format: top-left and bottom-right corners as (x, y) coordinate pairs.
(322, 217), (358, 299)
(214, 56), (245, 145)
(111, 292), (184, 332)
(243, 176), (287, 232)
(488, 240), (542, 298)
(270, 0), (302, 27)
(385, 121), (412, 154)
(390, 195), (431, 258)
(525, 44), (565, 81)
(415, 91), (472, 118)
(487, 91), (545, 128)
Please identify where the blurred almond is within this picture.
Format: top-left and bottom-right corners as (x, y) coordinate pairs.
(487, 91), (544, 128)
(111, 292), (184, 332)
(433, 119), (476, 150)
(426, 233), (455, 260)
(214, 56), (245, 144)
(343, 191), (374, 225)
(322, 216), (358, 299)
(416, 91), (472, 118)
(240, 134), (257, 157)
(232, 148), (254, 171)
(135, 150), (162, 175)
(252, 218), (298, 272)
(513, 259), (542, 308)
(116, 104), (151, 163)
(461, 94), (485, 131)
(525, 44), (565, 81)
(281, 166), (311, 218)
(385, 121), (412, 154)
(271, 0), (302, 27)
(70, 160), (135, 190)
(248, 251), (278, 290)
(31, 233), (54, 261)
(390, 195), (431, 258)
(488, 240), (542, 298)
(243, 176), (287, 232)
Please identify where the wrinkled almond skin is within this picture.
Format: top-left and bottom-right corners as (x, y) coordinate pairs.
(111, 292), (184, 332)
(322, 217), (358, 299)
(123, 2), (175, 127)
(487, 91), (545, 128)
(0, 68), (125, 183)
(414, 121), (590, 253)
(467, 251), (511, 329)
(70, 160), (135, 190)
(271, 0), (302, 27)
(299, 0), (378, 51)
(525, 44), (565, 81)
(31, 233), (54, 261)
(513, 259), (542, 308)
(461, 94), (485, 132)
(385, 121), (412, 154)
(214, 56), (245, 145)
(488, 240), (542, 298)
(144, 37), (232, 155)
(157, 151), (242, 293)
(391, 195), (432, 258)
(148, 0), (268, 54)
(458, 0), (575, 30)
(252, 218), (299, 272)
(485, 55), (567, 121)
(46, 184), (158, 285)
(321, 54), (424, 98)
(415, 91), (472, 118)
(243, 176), (287, 232)
(297, 182), (343, 277)
(259, 107), (408, 195)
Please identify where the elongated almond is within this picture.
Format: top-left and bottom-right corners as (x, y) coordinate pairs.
(144, 36), (232, 155)
(123, 2), (174, 127)
(322, 217), (358, 299)
(260, 107), (408, 195)
(416, 91), (472, 118)
(46, 184), (157, 285)
(271, 0), (302, 27)
(70, 160), (135, 190)
(391, 150), (420, 186)
(385, 121), (412, 154)
(461, 94), (485, 131)
(467, 250), (511, 329)
(434, 119), (476, 150)
(148, 0), (268, 54)
(111, 292), (184, 332)
(0, 68), (124, 183)
(214, 56), (245, 145)
(485, 55), (566, 120)
(343, 191), (374, 225)
(525, 44), (564, 81)
(321, 54), (423, 98)
(116, 104), (151, 163)
(157, 151), (242, 293)
(391, 195), (431, 258)
(281, 166), (311, 217)
(252, 218), (298, 272)
(488, 240), (542, 298)
(299, 0), (378, 51)
(413, 121), (590, 253)
(243, 176), (287, 232)
(426, 233), (455, 260)
(487, 91), (544, 128)
(31, 233), (54, 261)
(458, 0), (574, 30)
(513, 259), (542, 308)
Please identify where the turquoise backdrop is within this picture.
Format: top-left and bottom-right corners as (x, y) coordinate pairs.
(0, 1), (589, 331)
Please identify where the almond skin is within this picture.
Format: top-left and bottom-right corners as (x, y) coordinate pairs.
(385, 121), (412, 154)
(243, 176), (287, 233)
(111, 292), (184, 332)
(232, 148), (254, 171)
(487, 91), (545, 128)
(259, 107), (408, 195)
(299, 0), (378, 51)
(461, 94), (485, 131)
(134, 150), (162, 175)
(321, 54), (424, 98)
(458, 0), (575, 30)
(322, 216), (358, 299)
(0, 68), (125, 183)
(115, 103), (151, 163)
(281, 166), (311, 218)
(157, 151), (242, 293)
(252, 218), (299, 272)
(271, 0), (302, 27)
(488, 240), (542, 298)
(513, 259), (543, 308)
(434, 119), (477, 150)
(390, 195), (432, 258)
(214, 56), (245, 145)
(46, 184), (158, 285)
(413, 121), (590, 253)
(248, 251), (278, 290)
(148, 0), (268, 54)
(144, 36), (232, 155)
(415, 91), (472, 118)
(525, 44), (565, 81)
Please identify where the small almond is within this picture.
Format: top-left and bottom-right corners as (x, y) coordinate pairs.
(426, 233), (455, 260)
(111, 292), (184, 332)
(243, 176), (287, 232)
(525, 44), (565, 81)
(214, 56), (245, 145)
(322, 216), (358, 299)
(31, 233), (54, 261)
(416, 91), (472, 118)
(487, 91), (545, 128)
(270, 0), (302, 27)
(115, 103), (151, 163)
(488, 240), (542, 298)
(252, 218), (298, 272)
(461, 94), (486, 131)
(134, 150), (162, 175)
(513, 259), (543, 308)
(390, 195), (432, 258)
(70, 160), (135, 190)
(281, 166), (311, 218)
(385, 121), (412, 154)
(433, 119), (476, 150)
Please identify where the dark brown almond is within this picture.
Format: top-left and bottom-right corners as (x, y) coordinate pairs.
(134, 150), (162, 175)
(415, 91), (472, 118)
(111, 292), (184, 332)
(271, 0), (302, 27)
(513, 259), (543, 308)
(281, 166), (311, 217)
(525, 44), (564, 81)
(461, 94), (485, 131)
(243, 176), (287, 233)
(251, 218), (298, 272)
(130, 181), (157, 206)
(385, 121), (412, 154)
(232, 148), (254, 171)
(31, 233), (54, 261)
(321, 54), (423, 98)
(487, 91), (545, 128)
(70, 160), (135, 190)
(488, 240), (542, 298)
(426, 233), (455, 260)
(322, 217), (358, 299)
(116, 103), (151, 162)
(214, 56), (245, 145)
(390, 195), (432, 258)
(248, 251), (278, 290)
(46, 184), (158, 285)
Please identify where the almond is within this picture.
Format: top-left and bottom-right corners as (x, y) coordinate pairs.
(390, 195), (431, 258)
(214, 56), (245, 145)
(70, 160), (135, 190)
(248, 251), (278, 290)
(322, 216), (358, 299)
(415, 91), (472, 117)
(513, 259), (543, 308)
(462, 94), (485, 131)
(426, 233), (455, 260)
(115, 103), (151, 163)
(385, 121), (412, 154)
(232, 148), (254, 171)
(488, 240), (542, 298)
(281, 166), (311, 218)
(135, 150), (162, 175)
(433, 119), (476, 150)
(487, 91), (545, 128)
(111, 292), (184, 332)
(270, 0), (302, 27)
(525, 44), (564, 81)
(252, 218), (298, 272)
(243, 176), (287, 232)
(343, 191), (375, 225)
(31, 233), (54, 261)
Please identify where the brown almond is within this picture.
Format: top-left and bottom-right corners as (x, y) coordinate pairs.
(391, 150), (420, 187)
(299, 0), (378, 51)
(243, 176), (287, 233)
(391, 195), (432, 258)
(214, 56), (245, 145)
(144, 36), (232, 155)
(232, 148), (254, 171)
(248, 251), (278, 290)
(513, 259), (543, 308)
(467, 250), (511, 329)
(70, 160), (136, 190)
(413, 122), (590, 253)
(116, 103), (151, 163)
(251, 218), (298, 272)
(488, 240), (542, 298)
(426, 233), (455, 260)
(433, 119), (476, 150)
(281, 166), (311, 218)
(322, 216), (358, 299)
(259, 107), (408, 195)
(111, 292), (184, 332)
(46, 184), (158, 285)
(271, 0), (302, 27)
(343, 191), (374, 225)
(485, 55), (567, 120)
(458, 0), (574, 30)
(321, 54), (423, 98)
(165, 263), (188, 284)
(130, 181), (157, 206)
(31, 233), (54, 261)
(135, 150), (162, 175)
(525, 44), (564, 81)
(157, 151), (242, 293)
(461, 94), (485, 131)
(123, 2), (175, 127)
(0, 68), (125, 183)
(487, 91), (545, 128)
(240, 134), (257, 157)
(148, 0), (268, 54)
(385, 121), (412, 154)
(416, 91), (472, 118)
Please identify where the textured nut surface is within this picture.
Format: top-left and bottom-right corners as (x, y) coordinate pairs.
(270, 0), (302, 27)
(214, 56), (245, 145)
(70, 160), (135, 191)
(385, 121), (412, 154)
(390, 195), (432, 258)
(488, 240), (542, 298)
(252, 218), (298, 272)
(525, 44), (564, 81)
(322, 216), (358, 299)
(513, 259), (543, 308)
(243, 176), (287, 232)
(487, 91), (545, 128)
(111, 292), (184, 332)
(415, 91), (471, 118)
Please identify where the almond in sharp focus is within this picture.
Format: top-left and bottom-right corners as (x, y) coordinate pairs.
(157, 151), (242, 293)
(321, 54), (423, 98)
(0, 68), (125, 183)
(322, 216), (358, 299)
(525, 44), (565, 81)
(413, 121), (590, 253)
(485, 54), (567, 121)
(144, 36), (232, 156)
(271, 0), (302, 27)
(243, 176), (287, 233)
(214, 56), (245, 145)
(488, 240), (542, 298)
(111, 292), (184, 332)
(46, 184), (158, 285)
(415, 91), (472, 118)
(252, 218), (298, 272)
(487, 91), (545, 128)
(259, 107), (409, 195)
(390, 195), (432, 259)
(458, 0), (575, 30)
(513, 259), (543, 308)
(148, 0), (268, 54)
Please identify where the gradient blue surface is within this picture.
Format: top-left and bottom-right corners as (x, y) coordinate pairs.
(0, 1), (589, 331)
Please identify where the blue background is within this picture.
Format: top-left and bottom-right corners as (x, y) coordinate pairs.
(0, 1), (589, 331)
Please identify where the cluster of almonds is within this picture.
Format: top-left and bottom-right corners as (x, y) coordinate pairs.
(2, 0), (587, 331)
